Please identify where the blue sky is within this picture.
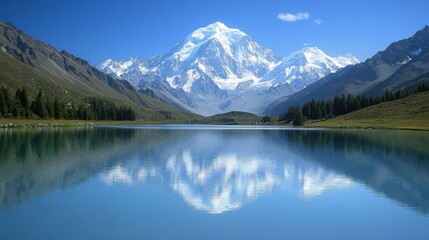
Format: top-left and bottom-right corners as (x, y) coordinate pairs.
(2, 0), (429, 65)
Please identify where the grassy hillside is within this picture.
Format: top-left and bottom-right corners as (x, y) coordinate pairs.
(307, 92), (429, 130)
(0, 22), (197, 121)
(190, 111), (262, 125)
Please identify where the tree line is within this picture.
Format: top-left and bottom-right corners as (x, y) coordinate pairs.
(282, 82), (429, 126)
(0, 86), (136, 120)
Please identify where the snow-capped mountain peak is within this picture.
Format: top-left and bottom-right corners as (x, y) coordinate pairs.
(97, 58), (113, 71)
(96, 57), (151, 87)
(335, 53), (360, 66)
(286, 47), (335, 65)
(97, 23), (359, 116)
(154, 22), (277, 93)
(285, 47), (359, 67)
(262, 47), (359, 89)
(171, 22), (247, 62)
(188, 22), (247, 44)
(300, 46), (330, 63)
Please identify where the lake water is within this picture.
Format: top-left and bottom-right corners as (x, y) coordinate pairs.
(1, 125), (429, 239)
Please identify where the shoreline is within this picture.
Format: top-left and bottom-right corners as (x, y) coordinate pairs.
(304, 125), (429, 132)
(1, 118), (429, 131)
(0, 119), (155, 128)
(305, 119), (429, 131)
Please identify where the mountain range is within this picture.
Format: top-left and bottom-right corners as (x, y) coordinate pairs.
(98, 22), (359, 116)
(0, 21), (194, 120)
(266, 26), (429, 115)
(2, 20), (428, 118)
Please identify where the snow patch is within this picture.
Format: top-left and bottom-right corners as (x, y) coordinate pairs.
(183, 70), (201, 92)
(212, 73), (261, 91)
(138, 65), (148, 74)
(411, 48), (422, 56)
(396, 57), (411, 65)
(166, 76), (178, 89)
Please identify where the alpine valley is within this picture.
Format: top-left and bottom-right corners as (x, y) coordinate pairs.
(266, 26), (429, 115)
(98, 22), (359, 116)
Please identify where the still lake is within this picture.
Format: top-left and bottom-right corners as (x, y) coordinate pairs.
(0, 125), (429, 239)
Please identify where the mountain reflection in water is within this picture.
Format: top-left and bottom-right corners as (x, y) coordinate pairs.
(1, 127), (428, 215)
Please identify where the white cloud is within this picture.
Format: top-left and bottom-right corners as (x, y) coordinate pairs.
(277, 12), (310, 22)
(314, 18), (323, 25)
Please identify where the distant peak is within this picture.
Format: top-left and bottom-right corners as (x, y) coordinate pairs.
(206, 21), (228, 29)
(300, 46), (323, 53)
(97, 59), (114, 69)
(283, 46), (359, 66)
(292, 46), (327, 61)
(339, 53), (358, 59)
(0, 21), (15, 29)
(336, 53), (360, 64)
(419, 25), (429, 32)
(127, 56), (142, 61)
(414, 25), (429, 38)
(298, 47), (359, 62)
(188, 22), (247, 41)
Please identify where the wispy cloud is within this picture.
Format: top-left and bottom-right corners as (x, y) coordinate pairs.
(314, 18), (323, 25)
(277, 12), (310, 22)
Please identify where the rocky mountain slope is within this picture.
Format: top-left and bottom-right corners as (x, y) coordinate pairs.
(0, 21), (194, 120)
(266, 25), (429, 115)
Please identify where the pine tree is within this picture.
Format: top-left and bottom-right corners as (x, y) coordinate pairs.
(54, 97), (62, 119)
(286, 105), (304, 125)
(309, 100), (317, 120)
(129, 108), (136, 120)
(326, 101), (334, 119)
(293, 110), (304, 126)
(316, 104), (323, 119)
(77, 103), (84, 119)
(0, 89), (6, 117)
(302, 102), (311, 119)
(32, 90), (48, 119)
(46, 97), (54, 118)
(383, 89), (394, 102)
(2, 87), (12, 117)
(13, 88), (22, 118)
(19, 87), (30, 118)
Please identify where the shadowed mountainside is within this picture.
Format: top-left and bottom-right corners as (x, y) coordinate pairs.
(0, 21), (196, 121)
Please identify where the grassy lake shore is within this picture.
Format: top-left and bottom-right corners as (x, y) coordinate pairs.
(305, 92), (429, 131)
(0, 118), (172, 128)
(2, 92), (429, 130)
